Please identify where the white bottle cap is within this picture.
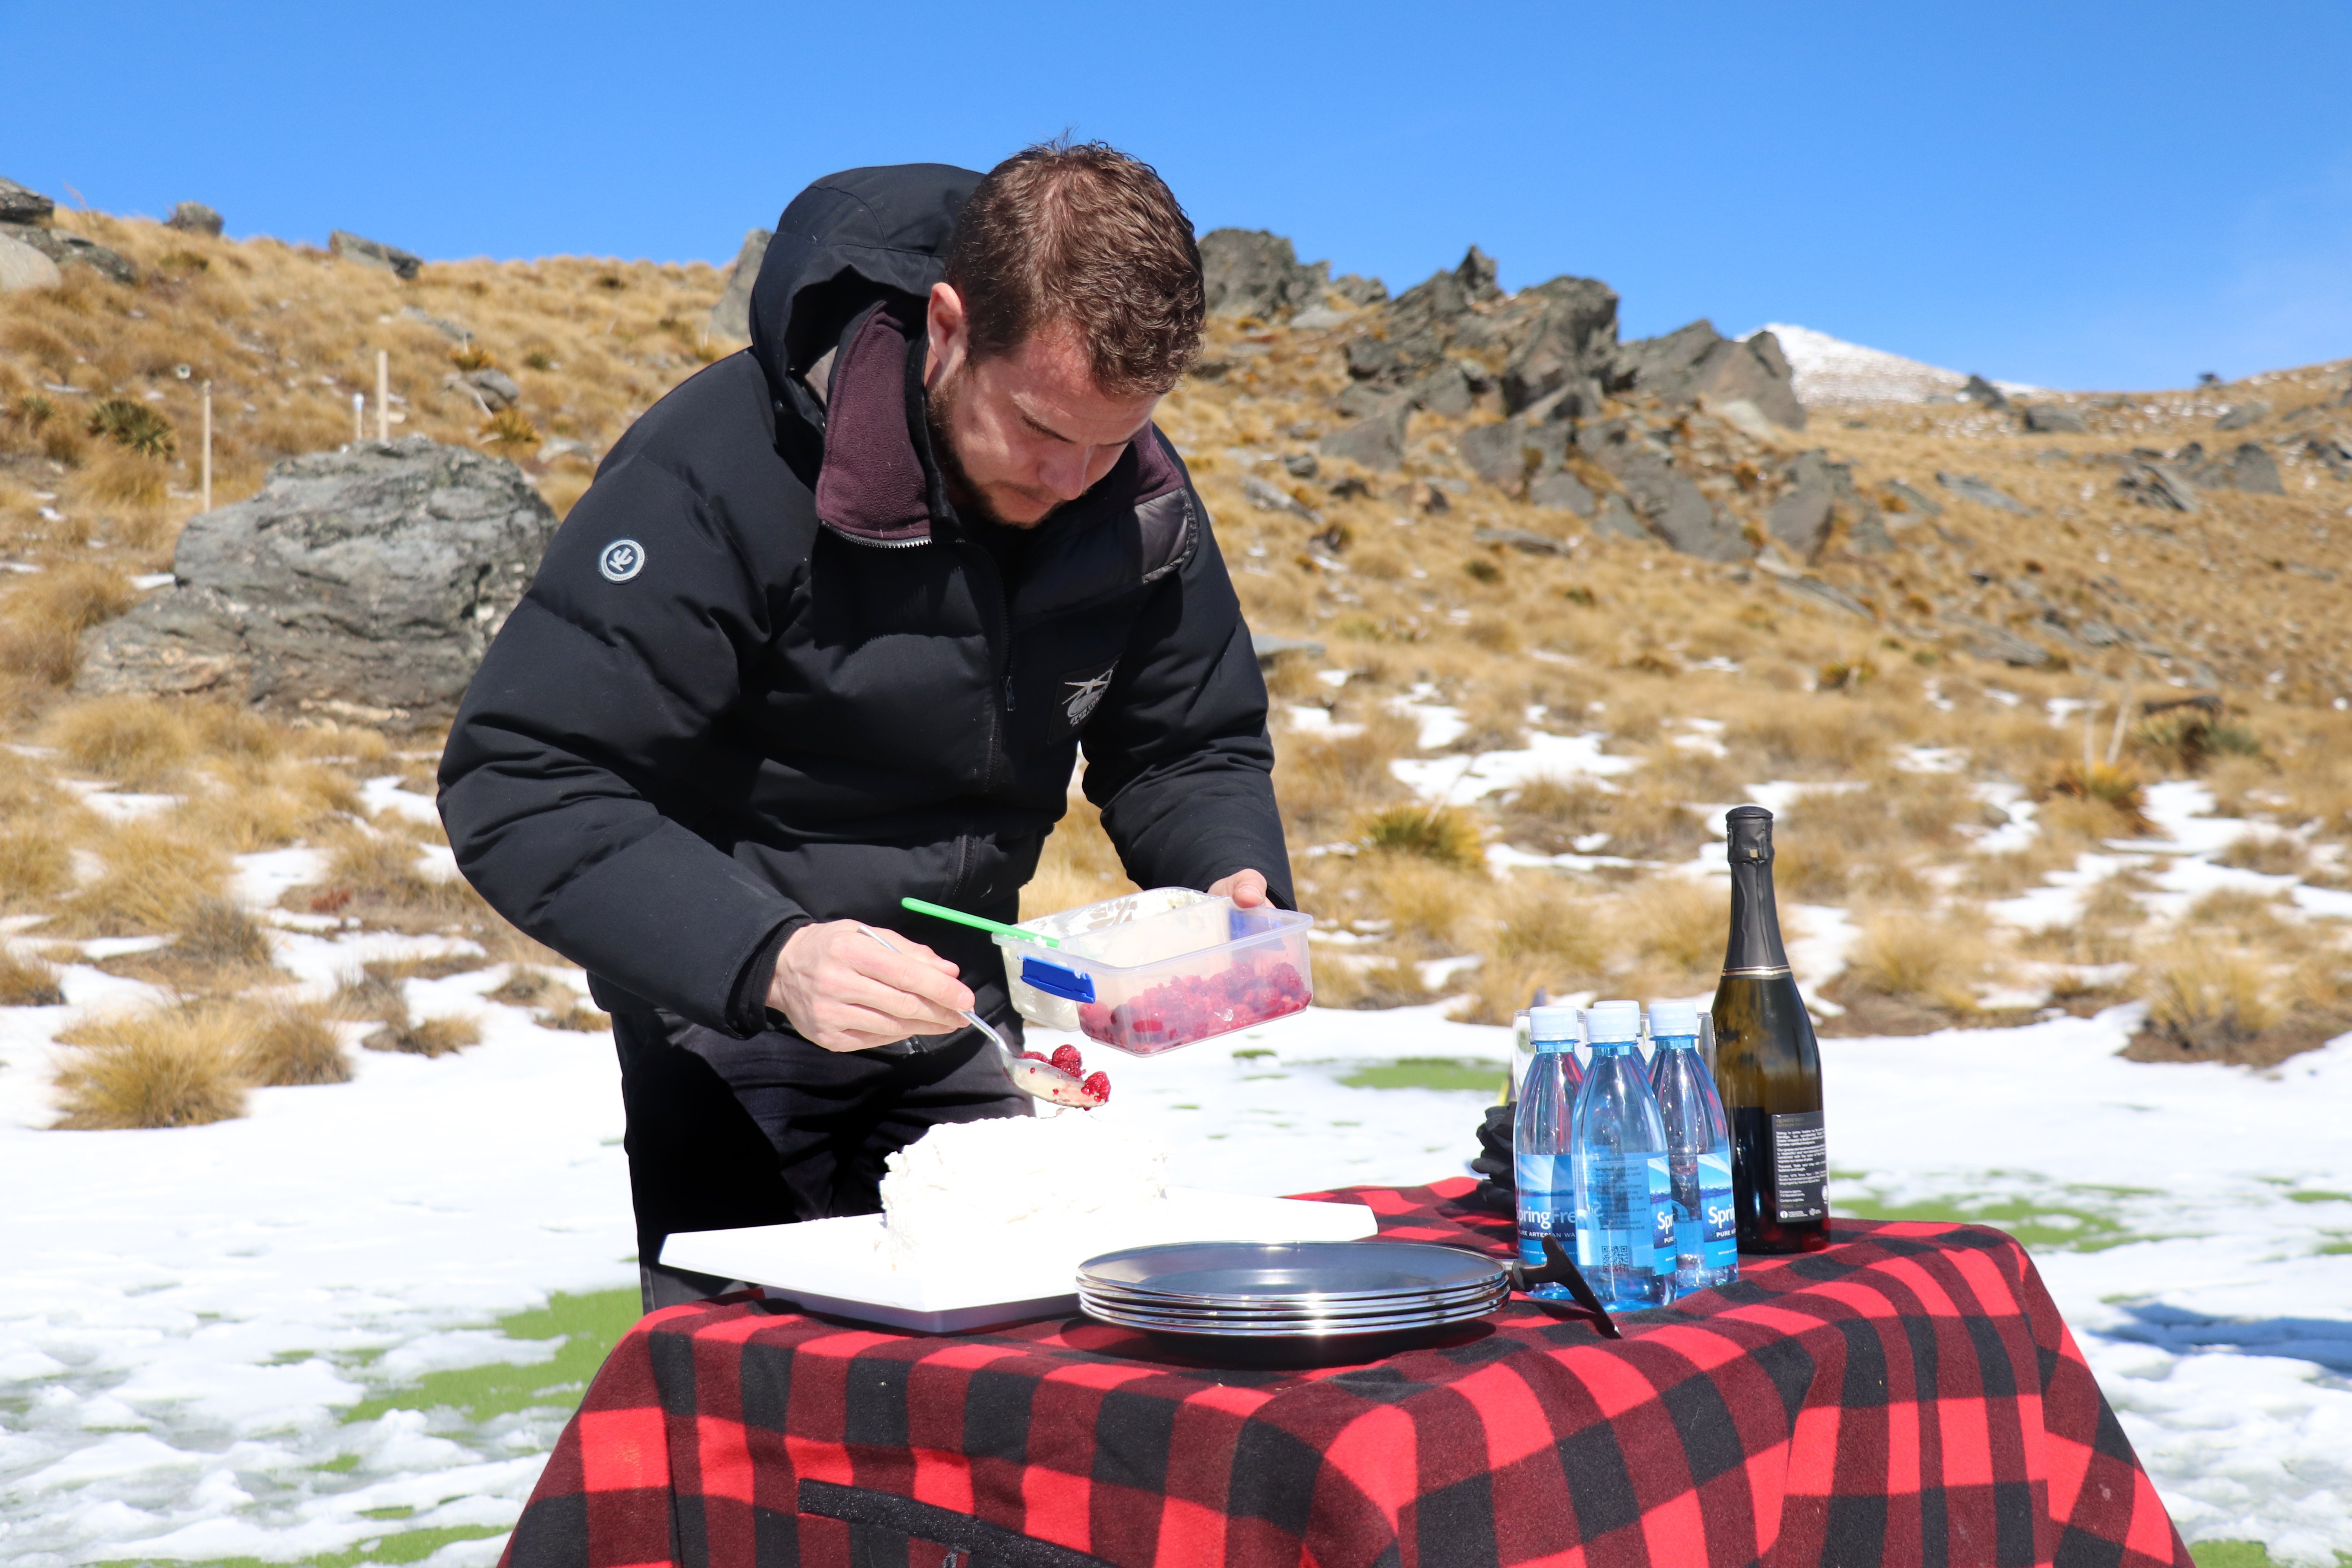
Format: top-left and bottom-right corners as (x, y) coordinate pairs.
(1584, 1000), (1642, 1044)
(1528, 1004), (1581, 1042)
(1649, 999), (1701, 1040)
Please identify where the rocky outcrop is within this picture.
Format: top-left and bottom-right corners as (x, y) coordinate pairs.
(708, 228), (770, 341)
(76, 439), (557, 718)
(330, 230), (422, 281)
(1498, 276), (1619, 416)
(1582, 421), (1751, 562)
(1613, 321), (1805, 430)
(0, 176), (136, 284)
(2022, 404), (2085, 434)
(0, 230), (61, 293)
(0, 177), (54, 225)
(1199, 229), (1330, 320)
(165, 202), (224, 237)
(1319, 394), (1413, 471)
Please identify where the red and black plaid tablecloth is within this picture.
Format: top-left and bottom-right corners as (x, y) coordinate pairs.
(501, 1178), (2189, 1568)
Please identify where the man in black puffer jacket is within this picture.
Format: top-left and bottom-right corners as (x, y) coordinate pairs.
(439, 146), (1291, 1308)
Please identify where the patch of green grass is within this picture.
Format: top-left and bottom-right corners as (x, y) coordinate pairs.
(357, 1506), (414, 1521)
(343, 1287), (641, 1425)
(2185, 1539), (2351, 1568)
(1833, 1183), (2174, 1254)
(2288, 1189), (2352, 1204)
(1340, 1057), (1506, 1093)
(92, 1524), (510, 1568)
(1232, 1046), (1274, 1060)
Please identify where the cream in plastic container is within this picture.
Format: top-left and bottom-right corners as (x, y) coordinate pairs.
(994, 887), (1314, 1056)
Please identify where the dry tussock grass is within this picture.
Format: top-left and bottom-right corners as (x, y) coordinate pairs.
(0, 827), (74, 904)
(0, 565), (140, 693)
(60, 820), (231, 936)
(243, 1004), (352, 1085)
(2133, 939), (2279, 1054)
(53, 1003), (249, 1129)
(45, 695), (194, 788)
(0, 946), (65, 1006)
(1842, 910), (1992, 1012)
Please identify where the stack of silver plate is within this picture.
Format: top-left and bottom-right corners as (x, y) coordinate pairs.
(1079, 1240), (1507, 1342)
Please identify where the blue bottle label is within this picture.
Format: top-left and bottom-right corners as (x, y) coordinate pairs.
(1575, 1154), (1667, 1276)
(1699, 1152), (1738, 1272)
(1515, 1152), (1574, 1265)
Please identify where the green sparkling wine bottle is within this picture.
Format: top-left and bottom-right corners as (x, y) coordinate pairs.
(1709, 806), (1830, 1254)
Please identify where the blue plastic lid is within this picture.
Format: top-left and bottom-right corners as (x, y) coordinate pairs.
(1528, 1004), (1580, 1046)
(1649, 999), (1701, 1040)
(1584, 1000), (1641, 1044)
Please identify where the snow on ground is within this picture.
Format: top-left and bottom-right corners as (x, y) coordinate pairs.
(1744, 323), (2043, 406)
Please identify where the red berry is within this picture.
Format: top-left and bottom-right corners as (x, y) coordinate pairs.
(1082, 1071), (1111, 1103)
(1051, 1044), (1084, 1076)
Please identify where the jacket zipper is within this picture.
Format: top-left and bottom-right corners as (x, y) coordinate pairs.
(940, 538), (1013, 906)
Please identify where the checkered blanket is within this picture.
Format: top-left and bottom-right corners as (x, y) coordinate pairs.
(501, 1179), (2188, 1568)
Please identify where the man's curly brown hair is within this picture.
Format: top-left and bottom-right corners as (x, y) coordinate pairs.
(945, 141), (1204, 398)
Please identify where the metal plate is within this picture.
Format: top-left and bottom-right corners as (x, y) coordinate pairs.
(1080, 1279), (1501, 1317)
(1078, 1241), (1505, 1307)
(1082, 1284), (1504, 1339)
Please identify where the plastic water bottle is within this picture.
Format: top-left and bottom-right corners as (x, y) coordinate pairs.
(1513, 1004), (1585, 1297)
(1648, 999), (1740, 1297)
(1571, 1000), (1674, 1310)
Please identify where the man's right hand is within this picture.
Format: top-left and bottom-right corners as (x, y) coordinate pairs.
(766, 921), (977, 1053)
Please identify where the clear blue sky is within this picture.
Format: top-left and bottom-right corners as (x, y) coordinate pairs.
(5, 1), (2348, 391)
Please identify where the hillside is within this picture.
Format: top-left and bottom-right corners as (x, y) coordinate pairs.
(4, 200), (2351, 1066)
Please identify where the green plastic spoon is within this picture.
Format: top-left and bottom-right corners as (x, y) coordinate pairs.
(898, 897), (1061, 948)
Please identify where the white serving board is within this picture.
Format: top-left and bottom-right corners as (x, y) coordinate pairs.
(661, 1189), (1377, 1334)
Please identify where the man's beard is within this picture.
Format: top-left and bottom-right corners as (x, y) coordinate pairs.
(926, 363), (1058, 530)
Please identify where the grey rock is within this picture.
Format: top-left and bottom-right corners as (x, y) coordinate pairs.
(465, 368), (523, 411)
(1527, 469), (1595, 517)
(1961, 374), (2009, 410)
(1281, 452), (1319, 479)
(0, 222), (137, 285)
(2174, 440), (2207, 469)
(1935, 471), (2032, 514)
(2228, 441), (2283, 495)
(1847, 512), (1896, 554)
(1473, 525), (1574, 556)
(0, 230), (62, 293)
(400, 304), (473, 342)
(330, 229), (423, 281)
(2305, 432), (2352, 468)
(535, 436), (598, 466)
(1589, 494), (1651, 543)
(1348, 247), (1503, 386)
(1251, 632), (1325, 662)
(708, 227), (770, 341)
(1499, 276), (1618, 416)
(1768, 486), (1834, 560)
(1593, 432), (1749, 561)
(1332, 381), (1396, 420)
(1287, 304), (1354, 331)
(1613, 320), (1804, 429)
(1318, 397), (1412, 472)
(165, 201), (223, 237)
(1331, 274), (1387, 307)
(76, 439), (558, 715)
(2214, 401), (2269, 432)
(2022, 404), (2086, 434)
(1883, 479), (1943, 517)
(1414, 361), (1477, 417)
(2119, 463), (2201, 514)
(0, 177), (54, 225)
(1458, 420), (1568, 492)
(1199, 229), (1329, 320)
(1770, 572), (1873, 619)
(1243, 474), (1316, 519)
(1944, 614), (2055, 668)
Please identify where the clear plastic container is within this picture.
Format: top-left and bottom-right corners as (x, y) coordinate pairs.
(994, 887), (1314, 1056)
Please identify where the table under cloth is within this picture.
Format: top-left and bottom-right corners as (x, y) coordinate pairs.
(501, 1177), (2189, 1568)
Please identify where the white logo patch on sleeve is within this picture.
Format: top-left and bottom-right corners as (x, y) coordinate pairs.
(599, 539), (644, 582)
(1062, 670), (1113, 727)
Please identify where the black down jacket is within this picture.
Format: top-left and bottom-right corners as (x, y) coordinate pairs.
(438, 163), (1291, 1036)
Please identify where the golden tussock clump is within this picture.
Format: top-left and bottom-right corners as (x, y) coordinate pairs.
(0, 566), (140, 691)
(242, 1004), (352, 1086)
(53, 1004), (249, 1130)
(1358, 803), (1484, 870)
(45, 694), (195, 789)
(0, 946), (66, 1007)
(1840, 910), (1993, 1014)
(60, 821), (232, 936)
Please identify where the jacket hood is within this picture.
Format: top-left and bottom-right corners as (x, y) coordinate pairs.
(747, 163), (981, 406)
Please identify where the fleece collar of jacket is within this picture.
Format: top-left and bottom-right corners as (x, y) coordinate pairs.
(811, 303), (1187, 549)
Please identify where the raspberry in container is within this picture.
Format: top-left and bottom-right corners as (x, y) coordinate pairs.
(994, 888), (1315, 1056)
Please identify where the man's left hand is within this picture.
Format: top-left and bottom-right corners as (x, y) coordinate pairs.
(1206, 869), (1273, 908)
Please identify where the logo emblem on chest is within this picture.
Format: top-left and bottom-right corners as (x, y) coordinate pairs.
(1062, 670), (1113, 728)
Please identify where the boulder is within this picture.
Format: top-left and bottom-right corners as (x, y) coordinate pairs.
(708, 227), (771, 341)
(0, 223), (137, 285)
(1472, 524), (1574, 556)
(1414, 360), (1478, 417)
(165, 201), (223, 237)
(1199, 229), (1329, 320)
(2214, 401), (2269, 432)
(1242, 474), (1316, 519)
(0, 230), (62, 293)
(1527, 469), (1595, 517)
(1586, 424), (1749, 562)
(1768, 485), (1833, 560)
(1944, 614), (2055, 668)
(329, 229), (423, 281)
(1613, 320), (1804, 429)
(400, 304), (474, 342)
(1252, 632), (1326, 663)
(1457, 419), (1568, 493)
(2022, 404), (2086, 434)
(0, 176), (53, 225)
(1499, 276), (1618, 416)
(1346, 246), (1501, 385)
(2119, 463), (2200, 514)
(1331, 274), (1387, 307)
(463, 367), (522, 411)
(2228, 441), (2283, 494)
(1935, 470), (2032, 514)
(1318, 395), (1412, 472)
(1961, 374), (2008, 410)
(76, 439), (558, 716)
(1882, 479), (1943, 517)
(1589, 494), (1650, 543)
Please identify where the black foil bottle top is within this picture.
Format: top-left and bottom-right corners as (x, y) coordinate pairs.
(1723, 805), (1791, 974)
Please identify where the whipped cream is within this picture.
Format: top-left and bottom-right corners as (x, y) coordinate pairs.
(877, 1112), (1169, 1276)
